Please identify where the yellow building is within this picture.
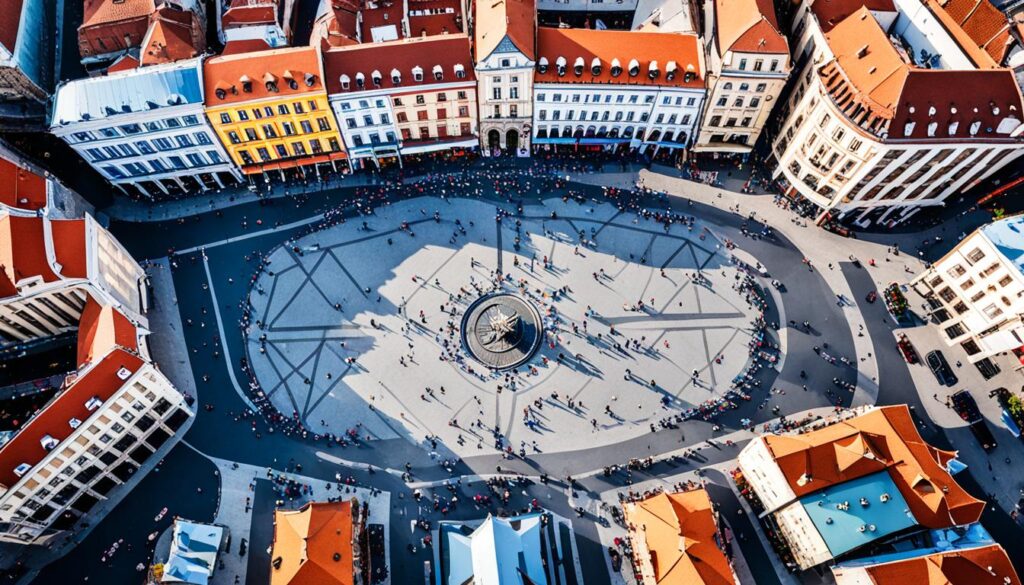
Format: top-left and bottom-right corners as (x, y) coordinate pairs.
(203, 47), (348, 177)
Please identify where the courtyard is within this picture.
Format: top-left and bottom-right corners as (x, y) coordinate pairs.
(245, 197), (773, 456)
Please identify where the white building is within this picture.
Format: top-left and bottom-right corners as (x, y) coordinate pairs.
(694, 0), (790, 155)
(323, 35), (479, 167)
(51, 58), (242, 198)
(532, 27), (706, 162)
(0, 210), (192, 545)
(911, 215), (1024, 365)
(472, 0), (536, 155)
(769, 0), (1024, 227)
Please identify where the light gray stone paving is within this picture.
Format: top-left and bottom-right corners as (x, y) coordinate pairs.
(245, 197), (766, 456)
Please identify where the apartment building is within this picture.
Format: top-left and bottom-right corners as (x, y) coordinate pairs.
(473, 0), (536, 154)
(78, 0), (206, 75)
(0, 212), (146, 345)
(694, 0), (790, 155)
(0, 209), (191, 545)
(204, 46), (348, 177)
(769, 0), (1024, 228)
(736, 405), (984, 570)
(51, 58), (242, 198)
(221, 0), (296, 50)
(911, 215), (1024, 365)
(0, 0), (50, 103)
(324, 35), (478, 166)
(531, 28), (706, 160)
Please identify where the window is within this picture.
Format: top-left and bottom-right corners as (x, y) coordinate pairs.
(458, 106), (468, 117)
(738, 58), (747, 70)
(394, 98), (403, 106)
(750, 97), (760, 108)
(278, 104), (289, 115)
(228, 131), (240, 144)
(493, 87), (501, 100)
(457, 91), (467, 100)
(263, 124), (278, 138)
(416, 95), (425, 105)
(999, 275), (1013, 287)
(959, 279), (975, 290)
(709, 115), (722, 126)
(195, 132), (212, 145)
(947, 264), (966, 278)
(346, 118), (357, 129)
(264, 106), (274, 117)
(165, 118), (181, 128)
(244, 128), (258, 141)
(733, 97), (743, 107)
(967, 248), (986, 264)
(253, 108), (263, 119)
(329, 138), (341, 151)
(183, 115), (199, 126)
(174, 135), (193, 147)
(238, 110), (249, 121)
(257, 147), (271, 161)
(275, 145), (287, 157)
(982, 304), (1003, 319)
(135, 141), (155, 154)
(300, 120), (313, 133)
(510, 87), (519, 99)
(438, 93), (447, 102)
(293, 102), (305, 114)
(756, 83), (766, 92)
(716, 97), (727, 107)
(292, 142), (306, 156)
(119, 124), (142, 135)
(770, 59), (780, 72)
(753, 59), (763, 71)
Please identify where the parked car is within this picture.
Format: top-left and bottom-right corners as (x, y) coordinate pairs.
(951, 390), (998, 451)
(927, 350), (958, 387)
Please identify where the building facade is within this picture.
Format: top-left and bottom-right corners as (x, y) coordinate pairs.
(769, 0), (1024, 227)
(694, 0), (789, 155)
(51, 58), (242, 198)
(532, 28), (706, 161)
(324, 35), (478, 166)
(910, 216), (1024, 365)
(473, 0), (536, 154)
(0, 0), (50, 103)
(204, 46), (349, 178)
(78, 0), (206, 75)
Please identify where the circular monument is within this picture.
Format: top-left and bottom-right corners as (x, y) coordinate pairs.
(460, 293), (543, 370)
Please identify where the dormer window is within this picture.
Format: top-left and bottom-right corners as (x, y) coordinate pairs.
(263, 72), (278, 92)
(391, 68), (402, 84)
(590, 57), (601, 76)
(13, 463), (31, 478)
(648, 61), (660, 79)
(215, 88), (227, 100)
(355, 73), (365, 89)
(304, 73), (316, 87)
(454, 64), (466, 79)
(340, 74), (350, 90)
(40, 435), (58, 451)
(684, 63), (696, 83)
(433, 64), (443, 81)
(412, 66), (423, 82)
(537, 57), (549, 74)
(610, 58), (622, 77)
(372, 70), (382, 87)
(556, 56), (567, 77)
(116, 367), (132, 380)
(85, 396), (103, 411)
(628, 59), (640, 77)
(240, 75), (253, 93)
(69, 418), (82, 429)
(283, 71), (299, 90)
(573, 57), (584, 77)
(666, 61), (677, 81)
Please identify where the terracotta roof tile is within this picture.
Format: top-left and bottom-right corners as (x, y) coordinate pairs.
(203, 46), (325, 105)
(0, 214), (59, 296)
(0, 157), (47, 212)
(714, 0), (787, 55)
(323, 34), (475, 94)
(49, 219), (88, 279)
(933, 0), (1012, 64)
(221, 38), (275, 55)
(76, 295), (138, 369)
(624, 490), (735, 585)
(763, 405), (985, 530)
(81, 0), (156, 29)
(223, 4), (278, 27)
(0, 348), (144, 489)
(839, 544), (1022, 585)
(270, 501), (354, 585)
(108, 52), (142, 72)
(809, 0), (895, 32)
(474, 0), (536, 61)
(535, 28), (704, 89)
(139, 9), (200, 66)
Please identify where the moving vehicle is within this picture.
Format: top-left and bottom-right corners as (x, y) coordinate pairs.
(927, 350), (958, 387)
(951, 390), (998, 451)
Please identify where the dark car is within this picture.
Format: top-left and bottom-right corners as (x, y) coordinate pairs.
(926, 350), (958, 387)
(951, 390), (998, 451)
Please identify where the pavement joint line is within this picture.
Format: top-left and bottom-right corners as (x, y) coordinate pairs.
(175, 213), (327, 256)
(328, 248), (370, 299)
(203, 254), (260, 413)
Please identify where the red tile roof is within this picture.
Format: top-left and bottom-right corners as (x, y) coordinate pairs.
(473, 0), (536, 61)
(358, 3), (406, 42)
(311, 1), (360, 49)
(323, 34), (475, 94)
(223, 3), (278, 27)
(0, 157), (47, 212)
(763, 405), (985, 529)
(535, 28), (704, 89)
(49, 219), (88, 279)
(221, 38), (275, 55)
(0, 0), (25, 53)
(108, 52), (142, 72)
(139, 8), (201, 66)
(0, 214), (59, 296)
(204, 46), (325, 106)
(0, 348), (144, 489)
(838, 544), (1022, 585)
(81, 0), (156, 29)
(933, 0), (1012, 64)
(271, 501), (355, 585)
(714, 0), (787, 55)
(809, 0), (895, 32)
(77, 295), (138, 369)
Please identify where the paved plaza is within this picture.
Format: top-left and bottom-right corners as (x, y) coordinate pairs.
(245, 197), (768, 456)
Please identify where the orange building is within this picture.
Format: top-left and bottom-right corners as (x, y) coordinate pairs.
(203, 46), (348, 178)
(623, 489), (737, 585)
(269, 500), (360, 585)
(832, 543), (1021, 585)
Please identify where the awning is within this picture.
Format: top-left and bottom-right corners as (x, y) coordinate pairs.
(691, 143), (753, 154)
(1002, 409), (1021, 438)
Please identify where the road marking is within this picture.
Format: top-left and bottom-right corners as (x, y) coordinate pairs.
(202, 255), (260, 413)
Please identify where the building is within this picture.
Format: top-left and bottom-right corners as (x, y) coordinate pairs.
(0, 154), (93, 220)
(769, 0), (1024, 227)
(51, 58), (242, 198)
(269, 500), (361, 585)
(0, 0), (51, 103)
(472, 0), (536, 155)
(204, 46), (349, 179)
(151, 519), (226, 585)
(435, 511), (581, 585)
(693, 0), (790, 155)
(832, 540), (1021, 585)
(310, 0), (361, 49)
(531, 27), (706, 161)
(221, 0), (297, 50)
(78, 0), (206, 75)
(0, 210), (192, 545)
(910, 215), (1024, 366)
(736, 405), (985, 570)
(623, 489), (737, 585)
(323, 35), (478, 168)
(0, 212), (146, 344)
